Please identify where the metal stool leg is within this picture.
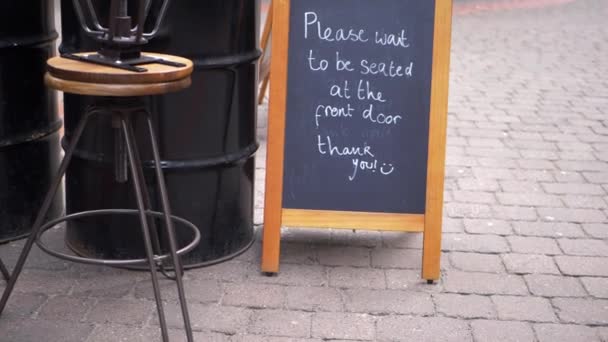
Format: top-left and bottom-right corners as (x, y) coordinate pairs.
(116, 115), (171, 279)
(0, 258), (9, 281)
(0, 112), (92, 316)
(144, 113), (194, 342)
(122, 117), (175, 281)
(120, 115), (170, 342)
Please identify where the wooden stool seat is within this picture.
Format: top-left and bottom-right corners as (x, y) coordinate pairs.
(45, 53), (193, 97)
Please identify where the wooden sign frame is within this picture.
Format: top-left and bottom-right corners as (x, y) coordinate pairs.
(262, 0), (453, 282)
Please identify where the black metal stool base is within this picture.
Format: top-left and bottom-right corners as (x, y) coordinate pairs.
(0, 98), (198, 342)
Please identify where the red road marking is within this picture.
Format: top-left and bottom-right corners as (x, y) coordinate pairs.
(454, 0), (576, 15)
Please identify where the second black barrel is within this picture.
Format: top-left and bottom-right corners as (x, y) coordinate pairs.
(60, 0), (260, 266)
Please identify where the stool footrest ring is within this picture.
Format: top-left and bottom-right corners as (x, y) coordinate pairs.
(35, 209), (201, 267)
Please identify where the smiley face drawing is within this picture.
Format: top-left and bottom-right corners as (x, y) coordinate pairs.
(380, 163), (395, 175)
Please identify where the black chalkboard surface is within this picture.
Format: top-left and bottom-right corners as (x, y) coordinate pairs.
(281, 0), (436, 214)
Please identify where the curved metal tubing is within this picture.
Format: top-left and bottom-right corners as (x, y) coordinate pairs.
(34, 209), (201, 267)
(72, 0), (171, 41)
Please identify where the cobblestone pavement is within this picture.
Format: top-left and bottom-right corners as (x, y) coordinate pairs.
(2, 0), (608, 341)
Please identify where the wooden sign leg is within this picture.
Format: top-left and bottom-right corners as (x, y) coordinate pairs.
(261, 216), (281, 274)
(422, 0), (452, 283)
(422, 215), (442, 282)
(261, 0), (289, 275)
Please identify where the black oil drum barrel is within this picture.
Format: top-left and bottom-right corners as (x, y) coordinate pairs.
(60, 0), (259, 266)
(0, 1), (63, 243)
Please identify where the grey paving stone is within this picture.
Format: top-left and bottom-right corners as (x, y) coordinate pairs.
(467, 147), (520, 159)
(385, 269), (444, 293)
(553, 170), (585, 183)
(514, 169), (555, 182)
(434, 293), (496, 319)
(232, 336), (322, 342)
(38, 295), (96, 322)
(343, 288), (433, 315)
(502, 254), (560, 275)
(335, 233), (380, 250)
(281, 228), (330, 244)
(85, 325), (160, 342)
(442, 233), (510, 253)
(249, 309), (312, 338)
(445, 202), (493, 219)
(134, 277), (221, 304)
(443, 271), (528, 295)
(497, 193), (563, 207)
(583, 223), (608, 239)
(13, 269), (76, 295)
(534, 323), (601, 342)
(1, 318), (94, 342)
(473, 167), (515, 180)
(478, 157), (518, 168)
(0, 236), (70, 272)
(507, 236), (562, 255)
(463, 219), (513, 235)
(72, 271), (139, 298)
(537, 207), (606, 223)
(552, 298), (608, 325)
(370, 248), (422, 269)
(86, 298), (152, 325)
(558, 238), (608, 256)
(2, 292), (48, 318)
(562, 195), (607, 209)
(492, 295), (557, 322)
(280, 243), (318, 265)
(519, 151), (558, 161)
(317, 246), (370, 267)
(449, 252), (505, 273)
(285, 286), (343, 312)
(598, 327), (608, 342)
(557, 160), (607, 172)
(524, 274), (587, 297)
(377, 316), (472, 342)
(581, 277), (608, 298)
(499, 180), (543, 193)
(583, 172), (608, 184)
(471, 320), (535, 342)
(543, 182), (606, 195)
(381, 231), (425, 248)
(453, 190), (497, 204)
(177, 304), (253, 334)
(250, 264), (328, 287)
(312, 312), (375, 340)
(86, 325), (231, 342)
(512, 221), (585, 238)
(190, 261), (254, 283)
(555, 256), (608, 276)
(492, 205), (538, 221)
(328, 266), (385, 289)
(222, 283), (286, 309)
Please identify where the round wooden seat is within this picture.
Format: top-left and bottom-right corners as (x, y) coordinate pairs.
(45, 53), (193, 97)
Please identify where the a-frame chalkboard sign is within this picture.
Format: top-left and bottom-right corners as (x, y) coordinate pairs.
(262, 0), (452, 282)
